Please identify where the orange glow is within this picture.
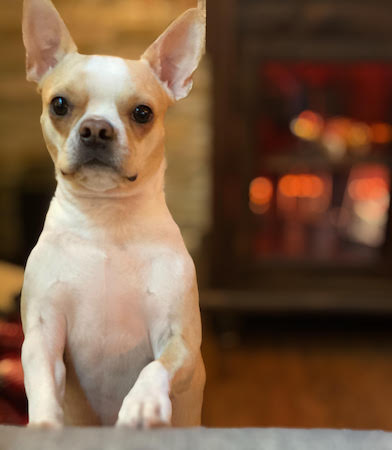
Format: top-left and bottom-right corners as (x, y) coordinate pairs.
(249, 177), (273, 206)
(371, 123), (392, 144)
(347, 122), (371, 148)
(278, 174), (324, 199)
(290, 110), (324, 141)
(249, 202), (270, 215)
(279, 175), (300, 198)
(348, 177), (389, 201)
(325, 117), (352, 136)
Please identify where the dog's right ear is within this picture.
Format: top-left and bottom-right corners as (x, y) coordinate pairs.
(22, 0), (77, 84)
(141, 6), (206, 102)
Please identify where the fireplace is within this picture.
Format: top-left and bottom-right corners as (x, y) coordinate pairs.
(206, 0), (392, 312)
(253, 62), (392, 261)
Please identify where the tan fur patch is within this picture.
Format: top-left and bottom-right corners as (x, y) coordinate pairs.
(39, 53), (172, 192)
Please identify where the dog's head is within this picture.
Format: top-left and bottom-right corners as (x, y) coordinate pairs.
(22, 0), (206, 194)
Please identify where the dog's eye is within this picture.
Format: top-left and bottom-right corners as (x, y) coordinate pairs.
(51, 97), (69, 116)
(132, 105), (154, 124)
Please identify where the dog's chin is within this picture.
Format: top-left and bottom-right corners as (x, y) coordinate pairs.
(61, 164), (126, 193)
(75, 165), (123, 192)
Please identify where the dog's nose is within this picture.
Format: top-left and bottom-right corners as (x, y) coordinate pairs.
(79, 119), (114, 147)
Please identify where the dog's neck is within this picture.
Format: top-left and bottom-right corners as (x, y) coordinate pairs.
(46, 159), (172, 242)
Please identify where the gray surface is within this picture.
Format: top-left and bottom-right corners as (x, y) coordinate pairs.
(1, 426), (392, 450)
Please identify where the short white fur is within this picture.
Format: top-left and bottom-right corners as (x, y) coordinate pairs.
(21, 0), (206, 429)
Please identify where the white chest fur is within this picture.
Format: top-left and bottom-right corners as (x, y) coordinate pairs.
(63, 241), (154, 424)
(22, 186), (197, 425)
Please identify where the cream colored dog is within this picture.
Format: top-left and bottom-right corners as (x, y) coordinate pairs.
(21, 0), (206, 428)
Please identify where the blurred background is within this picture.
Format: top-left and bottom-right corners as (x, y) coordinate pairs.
(1, 0), (392, 430)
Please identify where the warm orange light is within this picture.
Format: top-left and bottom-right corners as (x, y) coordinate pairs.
(290, 110), (324, 141)
(298, 110), (321, 122)
(307, 176), (324, 198)
(371, 123), (392, 144)
(278, 174), (324, 199)
(249, 177), (273, 206)
(279, 175), (300, 198)
(249, 202), (270, 215)
(326, 118), (352, 136)
(348, 177), (389, 201)
(347, 122), (371, 148)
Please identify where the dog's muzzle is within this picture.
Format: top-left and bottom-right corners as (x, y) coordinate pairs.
(80, 118), (114, 148)
(62, 118), (138, 183)
(76, 118), (117, 168)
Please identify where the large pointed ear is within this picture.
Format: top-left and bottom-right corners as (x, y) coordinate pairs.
(22, 0), (77, 84)
(141, 7), (206, 101)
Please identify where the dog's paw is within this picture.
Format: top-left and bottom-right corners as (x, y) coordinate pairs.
(116, 361), (172, 429)
(28, 420), (63, 430)
(116, 391), (172, 429)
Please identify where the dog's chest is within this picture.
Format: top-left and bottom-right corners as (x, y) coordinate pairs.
(66, 242), (151, 339)
(60, 238), (178, 421)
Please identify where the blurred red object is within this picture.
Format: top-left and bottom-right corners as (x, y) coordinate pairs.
(0, 321), (24, 351)
(0, 319), (27, 425)
(0, 397), (26, 425)
(0, 355), (25, 398)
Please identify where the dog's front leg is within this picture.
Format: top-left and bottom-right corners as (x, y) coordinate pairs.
(116, 258), (203, 429)
(21, 306), (66, 428)
(116, 323), (201, 429)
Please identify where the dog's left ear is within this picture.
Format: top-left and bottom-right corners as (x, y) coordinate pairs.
(22, 0), (77, 84)
(141, 7), (206, 101)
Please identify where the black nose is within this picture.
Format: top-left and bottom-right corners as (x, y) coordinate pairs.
(79, 119), (114, 147)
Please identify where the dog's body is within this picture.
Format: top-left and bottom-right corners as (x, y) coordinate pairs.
(21, 0), (206, 428)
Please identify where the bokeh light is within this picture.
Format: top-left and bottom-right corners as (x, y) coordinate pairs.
(249, 177), (274, 214)
(278, 174), (324, 199)
(348, 177), (389, 201)
(290, 110), (324, 141)
(371, 123), (392, 144)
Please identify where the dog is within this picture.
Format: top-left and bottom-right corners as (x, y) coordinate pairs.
(20, 0), (206, 428)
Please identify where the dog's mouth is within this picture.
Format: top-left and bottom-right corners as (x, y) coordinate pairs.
(60, 160), (138, 183)
(83, 158), (112, 168)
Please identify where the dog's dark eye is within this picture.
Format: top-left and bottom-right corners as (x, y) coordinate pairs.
(51, 97), (69, 116)
(132, 105), (153, 124)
